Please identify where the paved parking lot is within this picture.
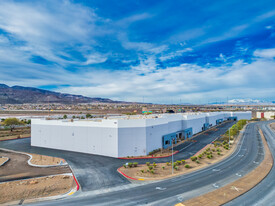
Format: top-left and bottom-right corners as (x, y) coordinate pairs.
(0, 121), (235, 191)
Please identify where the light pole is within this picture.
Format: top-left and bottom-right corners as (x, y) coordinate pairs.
(229, 124), (232, 149)
(172, 140), (174, 175)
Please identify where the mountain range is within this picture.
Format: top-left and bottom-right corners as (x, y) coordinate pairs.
(0, 84), (117, 104)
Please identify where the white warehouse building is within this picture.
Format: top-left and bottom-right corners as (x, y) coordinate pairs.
(31, 111), (251, 158)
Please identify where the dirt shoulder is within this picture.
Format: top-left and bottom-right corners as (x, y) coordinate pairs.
(0, 175), (75, 205)
(120, 129), (241, 181)
(176, 128), (273, 206)
(0, 149), (71, 182)
(0, 127), (30, 141)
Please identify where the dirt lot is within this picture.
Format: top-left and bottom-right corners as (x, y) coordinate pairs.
(0, 127), (30, 141)
(0, 149), (71, 182)
(121, 140), (238, 180)
(30, 153), (66, 166)
(0, 175), (75, 204)
(0, 157), (9, 166)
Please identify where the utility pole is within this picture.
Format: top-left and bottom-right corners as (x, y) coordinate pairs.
(229, 126), (231, 148)
(172, 140), (174, 175)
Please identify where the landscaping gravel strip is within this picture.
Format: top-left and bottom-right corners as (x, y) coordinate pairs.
(176, 128), (273, 206)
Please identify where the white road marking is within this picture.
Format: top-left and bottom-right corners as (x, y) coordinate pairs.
(212, 169), (221, 172)
(156, 187), (166, 191)
(213, 183), (219, 188)
(178, 142), (195, 152)
(177, 195), (183, 201)
(253, 161), (259, 164)
(236, 173), (242, 177)
(231, 186), (243, 192)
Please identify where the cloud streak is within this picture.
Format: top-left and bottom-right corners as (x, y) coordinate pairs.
(0, 0), (274, 103)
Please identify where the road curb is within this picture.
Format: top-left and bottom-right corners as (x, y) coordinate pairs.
(68, 164), (81, 191)
(117, 124), (246, 182)
(0, 136), (30, 141)
(177, 127), (273, 206)
(117, 166), (144, 181)
(0, 148), (67, 167)
(1, 173), (78, 205)
(0, 156), (9, 166)
(118, 151), (179, 160)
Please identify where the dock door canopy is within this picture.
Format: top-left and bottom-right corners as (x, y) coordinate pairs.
(162, 128), (193, 149)
(228, 116), (237, 121)
(183, 127), (193, 139)
(216, 119), (223, 124)
(162, 133), (177, 149)
(202, 123), (209, 131)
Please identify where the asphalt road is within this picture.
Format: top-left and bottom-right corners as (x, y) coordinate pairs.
(1, 121), (273, 206)
(225, 120), (275, 206)
(27, 122), (265, 206)
(0, 121), (235, 192)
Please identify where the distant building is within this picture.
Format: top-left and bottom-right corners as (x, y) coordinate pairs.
(256, 111), (275, 119)
(31, 111), (252, 158)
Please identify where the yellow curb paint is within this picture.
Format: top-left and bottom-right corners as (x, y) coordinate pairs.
(175, 203), (185, 206)
(68, 191), (75, 196)
(138, 178), (144, 181)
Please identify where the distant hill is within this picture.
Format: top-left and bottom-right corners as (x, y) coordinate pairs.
(0, 84), (118, 104)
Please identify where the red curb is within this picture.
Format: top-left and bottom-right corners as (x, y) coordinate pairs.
(118, 151), (179, 160)
(73, 175), (80, 191)
(0, 136), (30, 141)
(117, 166), (139, 180)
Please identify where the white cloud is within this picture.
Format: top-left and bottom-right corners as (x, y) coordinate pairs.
(254, 48), (275, 58)
(0, 1), (103, 65)
(55, 58), (275, 103)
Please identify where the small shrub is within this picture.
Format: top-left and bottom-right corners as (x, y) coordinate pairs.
(207, 154), (213, 159)
(217, 152), (221, 155)
(196, 160), (200, 164)
(128, 163), (133, 168)
(150, 170), (155, 174)
(166, 162), (170, 166)
(175, 166), (179, 170)
(191, 156), (197, 161)
(147, 169), (150, 172)
(185, 164), (190, 168)
(133, 162), (138, 167)
(198, 154), (202, 158)
(216, 148), (221, 152)
(148, 166), (153, 170)
(173, 163), (177, 168)
(212, 149), (215, 152)
(146, 162), (150, 166)
(206, 148), (210, 151)
(123, 164), (127, 168)
(181, 160), (185, 164)
(153, 163), (157, 168)
(162, 166), (165, 170)
(141, 170), (144, 173)
(176, 160), (181, 165)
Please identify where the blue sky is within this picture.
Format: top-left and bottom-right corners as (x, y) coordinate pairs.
(0, 0), (275, 103)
